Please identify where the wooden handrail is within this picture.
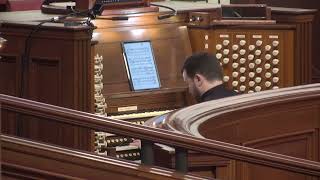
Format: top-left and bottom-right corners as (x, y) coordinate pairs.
(148, 83), (320, 135)
(1, 134), (209, 180)
(1, 84), (320, 177)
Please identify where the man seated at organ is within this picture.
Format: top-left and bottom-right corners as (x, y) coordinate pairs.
(182, 52), (238, 103)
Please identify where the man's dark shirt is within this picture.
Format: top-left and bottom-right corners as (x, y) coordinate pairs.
(200, 84), (238, 103)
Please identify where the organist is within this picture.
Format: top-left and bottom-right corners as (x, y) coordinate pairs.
(182, 52), (238, 103)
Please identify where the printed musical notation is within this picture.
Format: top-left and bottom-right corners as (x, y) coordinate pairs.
(123, 41), (160, 91)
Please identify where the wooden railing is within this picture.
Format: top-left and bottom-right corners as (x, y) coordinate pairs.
(1, 86), (320, 178)
(146, 83), (320, 178)
(2, 134), (209, 180)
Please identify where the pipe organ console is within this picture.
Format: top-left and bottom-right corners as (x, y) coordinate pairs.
(90, 5), (295, 161)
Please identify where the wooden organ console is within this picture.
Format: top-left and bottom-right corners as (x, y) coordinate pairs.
(0, 1), (313, 162)
(91, 22), (193, 160)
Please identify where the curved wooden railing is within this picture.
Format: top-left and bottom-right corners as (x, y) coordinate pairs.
(146, 83), (320, 136)
(146, 83), (320, 178)
(1, 84), (320, 178)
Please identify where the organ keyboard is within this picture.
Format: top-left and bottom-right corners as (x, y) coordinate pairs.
(108, 109), (173, 120)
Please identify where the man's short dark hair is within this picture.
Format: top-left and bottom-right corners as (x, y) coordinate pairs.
(182, 52), (223, 81)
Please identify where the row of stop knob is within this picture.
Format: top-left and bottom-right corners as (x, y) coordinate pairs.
(216, 39), (279, 48)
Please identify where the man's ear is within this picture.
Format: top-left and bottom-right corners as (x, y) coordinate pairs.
(193, 74), (203, 86)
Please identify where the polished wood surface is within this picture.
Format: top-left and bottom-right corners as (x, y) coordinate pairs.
(2, 134), (210, 180)
(1, 93), (320, 179)
(146, 83), (320, 179)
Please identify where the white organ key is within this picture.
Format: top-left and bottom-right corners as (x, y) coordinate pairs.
(255, 59), (262, 65)
(265, 81), (272, 87)
(265, 54), (272, 60)
(232, 53), (239, 60)
(248, 45), (255, 51)
(239, 67), (246, 73)
(232, 81), (239, 87)
(249, 72), (255, 78)
(232, 72), (239, 78)
(265, 72), (272, 78)
(232, 63), (239, 69)
(248, 90), (254, 93)
(272, 68), (279, 74)
(216, 53), (222, 59)
(240, 85), (246, 92)
(232, 44), (239, 51)
(223, 40), (230, 46)
(256, 67), (262, 73)
(249, 81), (255, 87)
(264, 63), (271, 69)
(273, 86), (279, 89)
(223, 76), (230, 82)
(239, 76), (246, 82)
(256, 40), (263, 46)
(255, 50), (262, 56)
(248, 54), (254, 61)
(223, 49), (230, 55)
(265, 45), (271, 51)
(272, 59), (279, 65)
(249, 63), (255, 69)
(239, 49), (246, 55)
(255, 86), (262, 92)
(216, 44), (223, 50)
(240, 58), (246, 64)
(239, 40), (246, 46)
(272, 40), (279, 47)
(223, 58), (230, 64)
(273, 77), (279, 83)
(272, 50), (279, 56)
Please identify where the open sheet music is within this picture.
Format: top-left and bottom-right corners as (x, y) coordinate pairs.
(122, 41), (161, 91)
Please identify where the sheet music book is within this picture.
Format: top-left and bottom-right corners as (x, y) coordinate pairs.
(122, 41), (161, 91)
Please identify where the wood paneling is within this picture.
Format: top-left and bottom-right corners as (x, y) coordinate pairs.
(0, 55), (19, 96)
(0, 22), (95, 151)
